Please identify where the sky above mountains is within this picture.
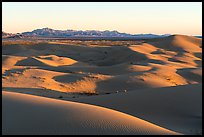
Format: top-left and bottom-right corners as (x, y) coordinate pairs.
(2, 2), (202, 36)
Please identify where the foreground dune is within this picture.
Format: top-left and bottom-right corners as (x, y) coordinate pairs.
(67, 84), (202, 135)
(2, 91), (180, 135)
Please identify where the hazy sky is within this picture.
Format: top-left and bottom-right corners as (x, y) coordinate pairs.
(2, 2), (202, 35)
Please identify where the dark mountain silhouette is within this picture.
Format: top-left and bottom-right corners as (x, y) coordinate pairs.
(4, 28), (200, 39)
(21, 28), (170, 39)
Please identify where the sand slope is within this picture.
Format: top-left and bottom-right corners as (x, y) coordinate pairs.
(2, 35), (202, 135)
(67, 84), (202, 135)
(2, 91), (180, 135)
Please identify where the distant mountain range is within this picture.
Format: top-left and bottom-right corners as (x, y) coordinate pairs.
(20, 28), (170, 38)
(2, 28), (201, 39)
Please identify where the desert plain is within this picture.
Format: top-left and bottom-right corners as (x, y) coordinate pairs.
(2, 35), (202, 135)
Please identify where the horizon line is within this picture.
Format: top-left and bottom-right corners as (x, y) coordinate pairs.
(2, 27), (202, 36)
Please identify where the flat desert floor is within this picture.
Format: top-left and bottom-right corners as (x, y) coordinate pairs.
(2, 35), (202, 135)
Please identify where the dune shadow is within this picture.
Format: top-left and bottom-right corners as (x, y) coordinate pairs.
(37, 66), (75, 73)
(3, 42), (149, 67)
(53, 73), (86, 83)
(3, 68), (29, 76)
(194, 53), (202, 59)
(176, 68), (202, 83)
(195, 60), (202, 67)
(168, 58), (186, 64)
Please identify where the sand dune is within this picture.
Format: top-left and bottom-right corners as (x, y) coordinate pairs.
(67, 84), (202, 135)
(2, 35), (202, 94)
(16, 55), (79, 67)
(2, 35), (202, 135)
(2, 55), (27, 74)
(2, 55), (26, 67)
(147, 35), (202, 53)
(2, 91), (180, 135)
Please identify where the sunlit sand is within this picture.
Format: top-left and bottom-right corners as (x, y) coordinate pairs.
(2, 35), (202, 135)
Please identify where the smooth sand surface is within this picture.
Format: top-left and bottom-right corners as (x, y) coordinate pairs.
(2, 91), (180, 135)
(66, 84), (202, 135)
(2, 35), (202, 135)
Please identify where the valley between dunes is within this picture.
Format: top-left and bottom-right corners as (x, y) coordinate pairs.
(2, 35), (202, 135)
